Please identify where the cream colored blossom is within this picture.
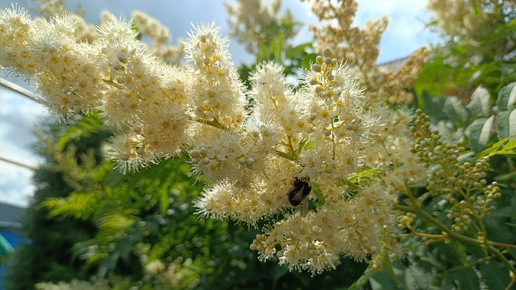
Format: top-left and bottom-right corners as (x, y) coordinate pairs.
(131, 11), (184, 65)
(306, 0), (428, 104)
(184, 23), (247, 130)
(0, 6), (425, 274)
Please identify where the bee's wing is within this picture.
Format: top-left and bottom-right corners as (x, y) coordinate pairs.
(288, 187), (305, 206)
(301, 199), (309, 217)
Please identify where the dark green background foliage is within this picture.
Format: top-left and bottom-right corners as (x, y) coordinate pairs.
(4, 114), (108, 290)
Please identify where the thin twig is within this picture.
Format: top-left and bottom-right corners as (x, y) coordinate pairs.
(0, 156), (37, 171)
(0, 77), (46, 105)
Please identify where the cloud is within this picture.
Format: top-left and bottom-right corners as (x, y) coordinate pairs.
(352, 0), (437, 62)
(0, 85), (47, 207)
(0, 162), (35, 207)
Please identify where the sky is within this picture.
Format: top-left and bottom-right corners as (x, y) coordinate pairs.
(0, 0), (438, 207)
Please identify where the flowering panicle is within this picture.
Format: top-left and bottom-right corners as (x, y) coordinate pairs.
(184, 23), (246, 130)
(0, 7), (107, 114)
(131, 11), (184, 65)
(0, 7), (425, 274)
(305, 0), (428, 104)
(251, 183), (399, 275)
(97, 14), (189, 165)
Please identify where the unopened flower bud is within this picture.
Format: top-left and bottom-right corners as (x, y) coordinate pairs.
(190, 149), (200, 159)
(246, 158), (255, 169)
(323, 48), (332, 58)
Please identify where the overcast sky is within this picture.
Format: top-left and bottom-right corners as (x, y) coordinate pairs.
(0, 0), (437, 207)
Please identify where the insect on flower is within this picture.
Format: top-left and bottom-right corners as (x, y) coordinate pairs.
(288, 177), (311, 206)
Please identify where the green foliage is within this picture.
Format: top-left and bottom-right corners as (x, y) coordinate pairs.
(416, 2), (516, 100)
(3, 114), (107, 290)
(55, 112), (104, 152)
(239, 42), (317, 92)
(391, 79), (516, 289)
(415, 82), (516, 154)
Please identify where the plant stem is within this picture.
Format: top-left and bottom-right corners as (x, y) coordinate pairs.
(394, 203), (516, 280)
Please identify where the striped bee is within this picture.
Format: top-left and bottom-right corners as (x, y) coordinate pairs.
(287, 177), (311, 206)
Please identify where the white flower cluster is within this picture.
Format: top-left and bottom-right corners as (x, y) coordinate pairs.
(0, 7), (425, 274)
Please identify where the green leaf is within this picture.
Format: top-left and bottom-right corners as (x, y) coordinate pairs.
(509, 109), (516, 138)
(495, 108), (516, 140)
(160, 188), (170, 216)
(467, 86), (491, 118)
(444, 96), (469, 127)
(369, 270), (405, 290)
(116, 239), (134, 263)
(496, 82), (516, 111)
(285, 42), (311, 59)
(495, 110), (511, 140)
(503, 136), (516, 151)
(96, 213), (135, 230)
(311, 182), (325, 206)
(41, 192), (99, 220)
(443, 240), (468, 265)
(395, 262), (434, 290)
(475, 135), (516, 158)
(56, 113), (104, 151)
(108, 169), (126, 187)
(301, 53), (318, 70)
(442, 267), (481, 290)
(478, 260), (512, 290)
(467, 116), (494, 152)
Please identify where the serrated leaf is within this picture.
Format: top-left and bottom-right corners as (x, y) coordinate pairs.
(509, 109), (516, 138)
(420, 91), (448, 120)
(495, 108), (516, 142)
(442, 268), (480, 290)
(369, 270), (404, 290)
(496, 82), (516, 111)
(467, 86), (491, 118)
(495, 110), (511, 140)
(467, 116), (494, 152)
(444, 96), (469, 127)
(393, 262), (433, 290)
(445, 240), (468, 265)
(484, 211), (516, 244)
(478, 260), (511, 289)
